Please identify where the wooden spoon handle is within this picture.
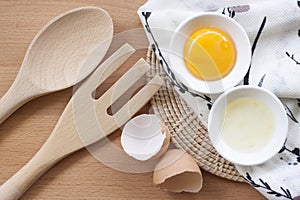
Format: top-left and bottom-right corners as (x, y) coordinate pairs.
(0, 79), (41, 125)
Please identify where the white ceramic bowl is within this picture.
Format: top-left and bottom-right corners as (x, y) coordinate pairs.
(208, 86), (288, 166)
(169, 12), (251, 94)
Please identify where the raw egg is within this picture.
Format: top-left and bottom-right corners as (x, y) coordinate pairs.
(208, 85), (288, 165)
(184, 27), (236, 81)
(222, 97), (275, 153)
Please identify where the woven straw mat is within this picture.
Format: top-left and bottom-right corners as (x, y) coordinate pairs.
(146, 47), (244, 182)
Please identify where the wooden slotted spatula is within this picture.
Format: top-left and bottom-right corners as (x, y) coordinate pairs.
(0, 43), (163, 200)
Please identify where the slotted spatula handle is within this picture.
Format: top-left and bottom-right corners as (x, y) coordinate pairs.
(0, 99), (82, 200)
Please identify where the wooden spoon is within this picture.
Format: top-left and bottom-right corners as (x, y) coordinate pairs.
(0, 6), (113, 125)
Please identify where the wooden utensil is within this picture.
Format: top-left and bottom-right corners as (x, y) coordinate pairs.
(0, 6), (113, 125)
(0, 43), (163, 200)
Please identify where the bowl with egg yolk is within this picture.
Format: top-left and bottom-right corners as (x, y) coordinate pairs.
(169, 12), (251, 94)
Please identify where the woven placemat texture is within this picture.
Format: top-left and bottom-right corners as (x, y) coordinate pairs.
(146, 47), (244, 182)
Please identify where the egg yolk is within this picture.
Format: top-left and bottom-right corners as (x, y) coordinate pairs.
(183, 28), (236, 81)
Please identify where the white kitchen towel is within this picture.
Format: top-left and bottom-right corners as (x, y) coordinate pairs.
(138, 0), (300, 199)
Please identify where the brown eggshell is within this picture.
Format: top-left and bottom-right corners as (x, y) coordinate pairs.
(149, 126), (170, 160)
(153, 149), (203, 193)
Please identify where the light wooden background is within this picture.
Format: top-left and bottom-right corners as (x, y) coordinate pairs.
(0, 1), (265, 199)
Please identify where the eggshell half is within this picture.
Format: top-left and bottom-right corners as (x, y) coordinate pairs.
(149, 125), (170, 160)
(153, 149), (203, 193)
(121, 114), (170, 161)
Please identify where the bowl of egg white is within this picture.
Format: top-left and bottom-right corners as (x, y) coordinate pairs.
(169, 12), (251, 94)
(208, 86), (288, 166)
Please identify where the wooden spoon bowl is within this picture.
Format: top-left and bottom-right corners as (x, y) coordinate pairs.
(0, 6), (113, 125)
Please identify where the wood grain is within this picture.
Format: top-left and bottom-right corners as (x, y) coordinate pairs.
(0, 1), (266, 199)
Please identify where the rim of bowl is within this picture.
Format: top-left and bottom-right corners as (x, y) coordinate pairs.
(208, 85), (288, 166)
(169, 12), (251, 94)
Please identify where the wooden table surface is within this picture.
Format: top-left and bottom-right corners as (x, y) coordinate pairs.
(0, 1), (265, 199)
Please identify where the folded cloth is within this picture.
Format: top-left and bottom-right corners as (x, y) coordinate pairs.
(138, 0), (300, 199)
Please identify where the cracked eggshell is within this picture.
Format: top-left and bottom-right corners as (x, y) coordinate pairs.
(121, 114), (170, 161)
(153, 149), (203, 193)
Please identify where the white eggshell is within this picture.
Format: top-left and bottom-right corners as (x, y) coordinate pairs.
(121, 114), (170, 161)
(153, 149), (203, 193)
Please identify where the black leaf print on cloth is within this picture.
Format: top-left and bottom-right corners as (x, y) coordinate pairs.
(222, 7), (235, 18)
(280, 145), (300, 164)
(227, 7), (235, 18)
(298, 0), (300, 8)
(297, 98), (300, 107)
(142, 12), (180, 88)
(142, 12), (151, 20)
(286, 52), (300, 66)
(286, 29), (300, 65)
(190, 93), (213, 110)
(244, 16), (267, 85)
(284, 104), (299, 123)
(141, 12), (213, 109)
(207, 103), (213, 110)
(244, 173), (294, 199)
(258, 74), (266, 87)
